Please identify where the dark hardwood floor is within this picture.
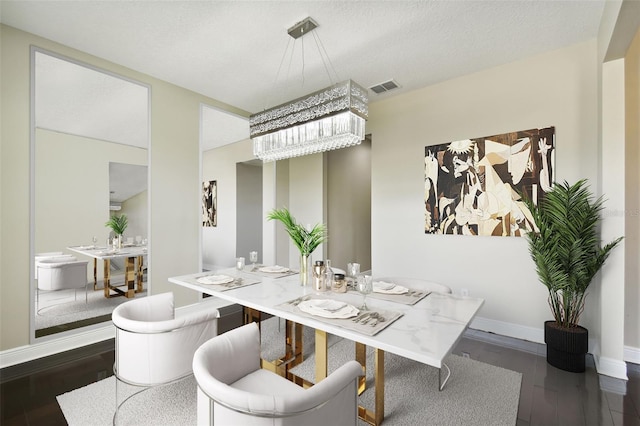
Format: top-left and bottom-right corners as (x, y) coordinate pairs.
(1, 332), (638, 425)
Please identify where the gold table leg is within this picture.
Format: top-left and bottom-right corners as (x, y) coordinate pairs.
(135, 255), (144, 293)
(245, 309), (305, 379)
(124, 256), (136, 298)
(356, 345), (385, 426)
(315, 329), (328, 383)
(93, 259), (98, 290)
(103, 259), (111, 298)
(356, 341), (367, 395)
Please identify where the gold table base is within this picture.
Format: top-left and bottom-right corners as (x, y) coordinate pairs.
(95, 256), (144, 298)
(245, 308), (386, 425)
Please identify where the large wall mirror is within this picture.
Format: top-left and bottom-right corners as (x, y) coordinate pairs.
(31, 48), (150, 340)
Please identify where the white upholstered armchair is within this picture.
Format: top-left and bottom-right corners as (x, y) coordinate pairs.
(111, 292), (219, 422)
(35, 257), (88, 309)
(193, 322), (363, 426)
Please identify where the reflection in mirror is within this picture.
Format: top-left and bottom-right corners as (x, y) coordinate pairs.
(200, 104), (250, 271)
(32, 49), (150, 339)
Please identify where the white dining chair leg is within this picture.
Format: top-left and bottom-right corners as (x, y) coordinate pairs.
(439, 362), (451, 391)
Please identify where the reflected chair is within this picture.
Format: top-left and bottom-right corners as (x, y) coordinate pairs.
(35, 258), (88, 310)
(193, 322), (363, 426)
(111, 292), (219, 424)
(34, 252), (76, 279)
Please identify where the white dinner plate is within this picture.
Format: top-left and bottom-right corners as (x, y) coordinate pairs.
(373, 281), (409, 294)
(197, 274), (234, 285)
(298, 299), (359, 319)
(258, 265), (290, 273)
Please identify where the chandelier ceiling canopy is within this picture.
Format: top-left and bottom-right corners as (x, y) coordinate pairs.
(250, 17), (368, 162)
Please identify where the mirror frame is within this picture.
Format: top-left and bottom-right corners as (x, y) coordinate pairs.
(29, 46), (152, 343)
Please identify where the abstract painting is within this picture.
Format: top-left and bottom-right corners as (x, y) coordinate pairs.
(202, 180), (217, 227)
(425, 126), (555, 236)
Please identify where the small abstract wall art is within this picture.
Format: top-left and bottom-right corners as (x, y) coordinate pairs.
(425, 126), (555, 236)
(202, 180), (217, 227)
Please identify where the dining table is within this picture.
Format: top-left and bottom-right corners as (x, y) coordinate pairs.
(68, 244), (147, 298)
(169, 266), (484, 425)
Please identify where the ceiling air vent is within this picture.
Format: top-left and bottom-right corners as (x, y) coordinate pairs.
(369, 79), (400, 94)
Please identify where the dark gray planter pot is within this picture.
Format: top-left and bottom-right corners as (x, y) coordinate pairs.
(544, 320), (588, 373)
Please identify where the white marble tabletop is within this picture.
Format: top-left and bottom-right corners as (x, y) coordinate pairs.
(169, 267), (484, 369)
(67, 244), (147, 260)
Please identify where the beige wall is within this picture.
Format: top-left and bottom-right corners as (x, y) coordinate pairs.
(625, 28), (640, 352)
(326, 139), (372, 272)
(368, 40), (601, 339)
(0, 24), (246, 351)
(201, 138), (254, 269)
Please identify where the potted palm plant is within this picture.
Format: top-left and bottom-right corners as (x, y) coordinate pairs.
(267, 207), (327, 286)
(522, 179), (622, 372)
(105, 214), (128, 249)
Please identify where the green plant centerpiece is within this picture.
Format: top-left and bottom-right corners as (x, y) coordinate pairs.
(267, 207), (327, 286)
(523, 179), (622, 372)
(105, 214), (128, 249)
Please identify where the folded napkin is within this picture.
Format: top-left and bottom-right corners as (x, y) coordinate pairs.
(298, 299), (359, 319)
(373, 281), (409, 294)
(258, 265), (289, 273)
(76, 245), (96, 250)
(197, 274), (234, 285)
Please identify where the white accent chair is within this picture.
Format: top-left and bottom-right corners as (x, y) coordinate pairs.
(193, 322), (363, 426)
(34, 252), (77, 279)
(374, 276), (452, 294)
(35, 258), (88, 309)
(111, 292), (220, 423)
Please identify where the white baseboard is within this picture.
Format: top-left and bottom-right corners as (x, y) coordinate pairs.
(471, 316), (633, 379)
(625, 345), (640, 364)
(0, 325), (114, 369)
(470, 316), (544, 344)
(594, 354), (628, 380)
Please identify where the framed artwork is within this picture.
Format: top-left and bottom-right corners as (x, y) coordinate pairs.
(425, 126), (555, 236)
(202, 180), (217, 227)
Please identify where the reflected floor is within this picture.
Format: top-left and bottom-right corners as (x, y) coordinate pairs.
(35, 276), (146, 337)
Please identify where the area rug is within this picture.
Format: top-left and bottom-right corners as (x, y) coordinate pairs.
(36, 288), (146, 330)
(58, 318), (521, 426)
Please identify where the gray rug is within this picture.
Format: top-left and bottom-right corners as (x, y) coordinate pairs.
(57, 318), (521, 425)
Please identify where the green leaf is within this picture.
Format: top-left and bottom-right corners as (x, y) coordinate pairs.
(267, 207), (327, 256)
(521, 179), (622, 326)
(105, 214), (128, 235)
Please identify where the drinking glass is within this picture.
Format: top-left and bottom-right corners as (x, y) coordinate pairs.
(347, 262), (360, 278)
(92, 236), (97, 246)
(236, 257), (245, 271)
(249, 251), (258, 269)
(356, 274), (373, 310)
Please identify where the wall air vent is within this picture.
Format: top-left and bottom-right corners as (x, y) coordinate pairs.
(369, 79), (400, 94)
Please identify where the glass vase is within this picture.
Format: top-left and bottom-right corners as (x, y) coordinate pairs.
(300, 253), (311, 286)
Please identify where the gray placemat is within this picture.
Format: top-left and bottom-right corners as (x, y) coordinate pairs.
(277, 294), (403, 336)
(193, 275), (260, 292)
(347, 288), (429, 305)
(243, 265), (299, 279)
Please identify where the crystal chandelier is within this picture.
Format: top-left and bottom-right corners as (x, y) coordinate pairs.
(250, 18), (368, 162)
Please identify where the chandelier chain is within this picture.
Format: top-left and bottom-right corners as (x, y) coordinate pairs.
(312, 31), (339, 84)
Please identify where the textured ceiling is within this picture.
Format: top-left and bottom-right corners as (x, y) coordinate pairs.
(2, 0), (606, 150)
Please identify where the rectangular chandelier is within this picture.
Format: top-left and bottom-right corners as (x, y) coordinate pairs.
(250, 79), (368, 162)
